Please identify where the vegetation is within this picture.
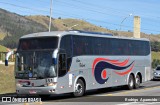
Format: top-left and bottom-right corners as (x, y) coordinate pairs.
(152, 52), (160, 68)
(150, 43), (160, 68)
(0, 9), (56, 48)
(0, 45), (8, 52)
(151, 41), (160, 52)
(0, 64), (15, 94)
(152, 52), (160, 60)
(152, 59), (160, 69)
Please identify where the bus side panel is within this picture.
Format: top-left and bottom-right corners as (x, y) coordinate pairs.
(56, 54), (151, 94)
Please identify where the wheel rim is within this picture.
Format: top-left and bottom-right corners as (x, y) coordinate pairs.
(129, 78), (134, 87)
(136, 76), (140, 86)
(75, 83), (83, 94)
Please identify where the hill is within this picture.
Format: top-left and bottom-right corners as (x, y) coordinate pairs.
(0, 9), (57, 48)
(0, 45), (9, 52)
(27, 16), (160, 42)
(26, 16), (112, 33)
(0, 8), (160, 48)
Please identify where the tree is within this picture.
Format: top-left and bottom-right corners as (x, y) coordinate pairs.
(151, 41), (160, 52)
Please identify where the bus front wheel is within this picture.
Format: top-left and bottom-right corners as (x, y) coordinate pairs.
(73, 79), (85, 97)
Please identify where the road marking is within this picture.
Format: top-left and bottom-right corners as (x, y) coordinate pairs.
(133, 90), (139, 92)
(105, 94), (113, 96)
(117, 102), (160, 105)
(24, 103), (29, 105)
(117, 102), (138, 105)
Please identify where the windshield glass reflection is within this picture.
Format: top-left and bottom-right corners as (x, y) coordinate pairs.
(15, 50), (57, 79)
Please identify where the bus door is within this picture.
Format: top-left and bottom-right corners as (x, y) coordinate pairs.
(56, 52), (71, 93)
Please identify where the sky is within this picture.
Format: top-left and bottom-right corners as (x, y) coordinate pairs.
(0, 0), (160, 34)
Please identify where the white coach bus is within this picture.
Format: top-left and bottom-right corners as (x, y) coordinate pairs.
(5, 30), (151, 97)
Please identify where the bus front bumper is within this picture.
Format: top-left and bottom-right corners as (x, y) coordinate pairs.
(16, 86), (57, 95)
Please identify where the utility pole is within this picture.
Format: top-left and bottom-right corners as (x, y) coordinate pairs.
(49, 0), (53, 32)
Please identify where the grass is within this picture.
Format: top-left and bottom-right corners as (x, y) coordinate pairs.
(0, 32), (6, 40)
(152, 51), (160, 60)
(26, 16), (111, 33)
(0, 64), (15, 94)
(0, 45), (8, 61)
(0, 45), (8, 52)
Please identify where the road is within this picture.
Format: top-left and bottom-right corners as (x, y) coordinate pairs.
(1, 80), (160, 105)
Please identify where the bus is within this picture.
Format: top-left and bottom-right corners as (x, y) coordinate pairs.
(5, 30), (151, 97)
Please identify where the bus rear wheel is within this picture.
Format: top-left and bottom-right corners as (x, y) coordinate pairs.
(127, 75), (134, 90)
(134, 75), (140, 89)
(73, 79), (85, 97)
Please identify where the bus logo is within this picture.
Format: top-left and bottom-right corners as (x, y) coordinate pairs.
(29, 72), (33, 78)
(92, 58), (135, 84)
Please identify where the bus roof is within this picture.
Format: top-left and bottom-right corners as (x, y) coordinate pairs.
(20, 30), (149, 41)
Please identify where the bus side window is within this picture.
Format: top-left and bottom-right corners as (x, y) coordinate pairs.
(58, 54), (67, 77)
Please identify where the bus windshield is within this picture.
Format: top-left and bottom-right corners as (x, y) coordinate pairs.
(15, 50), (57, 79)
(18, 37), (58, 50)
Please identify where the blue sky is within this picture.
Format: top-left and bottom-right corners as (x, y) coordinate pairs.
(0, 0), (160, 34)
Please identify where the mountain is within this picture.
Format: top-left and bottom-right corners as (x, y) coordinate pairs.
(26, 16), (112, 33)
(0, 8), (57, 48)
(0, 8), (160, 48)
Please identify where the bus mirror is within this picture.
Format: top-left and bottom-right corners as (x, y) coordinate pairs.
(5, 60), (8, 66)
(53, 58), (57, 65)
(5, 50), (14, 66)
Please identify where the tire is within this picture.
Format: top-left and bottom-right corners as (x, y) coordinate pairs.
(39, 95), (50, 99)
(73, 79), (85, 97)
(152, 78), (156, 81)
(134, 75), (140, 89)
(127, 75), (134, 90)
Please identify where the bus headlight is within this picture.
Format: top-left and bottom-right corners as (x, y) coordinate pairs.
(16, 83), (22, 87)
(154, 72), (158, 75)
(47, 82), (57, 86)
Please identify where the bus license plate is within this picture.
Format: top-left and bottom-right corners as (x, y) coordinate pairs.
(29, 90), (37, 94)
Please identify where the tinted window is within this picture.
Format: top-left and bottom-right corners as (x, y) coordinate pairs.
(73, 36), (86, 56)
(70, 35), (150, 56)
(18, 37), (58, 50)
(60, 35), (72, 57)
(156, 67), (160, 70)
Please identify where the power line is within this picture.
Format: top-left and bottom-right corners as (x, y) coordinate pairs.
(15, 0), (50, 9)
(54, 0), (160, 28)
(70, 0), (130, 15)
(0, 1), (49, 13)
(54, 0), (125, 18)
(53, 11), (160, 33)
(69, 0), (160, 20)
(0, 1), (160, 34)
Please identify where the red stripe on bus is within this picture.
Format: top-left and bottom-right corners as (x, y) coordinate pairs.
(113, 63), (135, 76)
(112, 58), (129, 66)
